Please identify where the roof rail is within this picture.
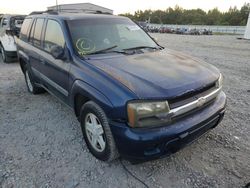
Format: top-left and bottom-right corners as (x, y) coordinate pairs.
(47, 8), (113, 15)
(29, 10), (58, 15)
(29, 9), (112, 16)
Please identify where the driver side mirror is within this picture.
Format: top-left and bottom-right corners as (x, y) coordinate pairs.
(50, 45), (65, 60)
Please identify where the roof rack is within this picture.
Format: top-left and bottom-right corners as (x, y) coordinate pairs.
(29, 9), (112, 16)
(29, 10), (58, 15)
(55, 8), (112, 15)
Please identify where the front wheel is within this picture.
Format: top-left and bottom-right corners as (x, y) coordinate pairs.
(80, 101), (119, 162)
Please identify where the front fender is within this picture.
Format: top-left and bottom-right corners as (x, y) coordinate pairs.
(70, 80), (114, 117)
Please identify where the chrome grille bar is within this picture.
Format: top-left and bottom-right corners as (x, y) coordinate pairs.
(169, 87), (222, 118)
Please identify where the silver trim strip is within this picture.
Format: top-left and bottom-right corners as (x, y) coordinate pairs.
(169, 87), (222, 117)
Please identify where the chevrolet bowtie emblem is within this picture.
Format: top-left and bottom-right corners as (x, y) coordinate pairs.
(197, 97), (206, 107)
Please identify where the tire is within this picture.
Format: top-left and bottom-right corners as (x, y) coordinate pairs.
(0, 44), (11, 63)
(80, 101), (119, 162)
(23, 64), (45, 94)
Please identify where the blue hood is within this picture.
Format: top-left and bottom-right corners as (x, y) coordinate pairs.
(86, 49), (220, 99)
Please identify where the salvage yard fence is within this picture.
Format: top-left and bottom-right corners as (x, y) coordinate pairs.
(148, 24), (246, 35)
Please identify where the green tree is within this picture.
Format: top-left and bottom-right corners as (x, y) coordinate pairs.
(239, 3), (250, 25)
(206, 8), (222, 25)
(118, 4), (250, 26)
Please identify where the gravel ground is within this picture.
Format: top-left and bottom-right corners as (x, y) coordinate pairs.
(0, 34), (250, 188)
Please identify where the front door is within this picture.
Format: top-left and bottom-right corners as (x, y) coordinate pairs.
(39, 19), (70, 104)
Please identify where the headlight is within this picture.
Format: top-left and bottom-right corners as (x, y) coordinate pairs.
(216, 73), (223, 88)
(127, 101), (170, 128)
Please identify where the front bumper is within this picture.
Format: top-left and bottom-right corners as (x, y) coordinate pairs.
(6, 50), (17, 57)
(110, 91), (226, 161)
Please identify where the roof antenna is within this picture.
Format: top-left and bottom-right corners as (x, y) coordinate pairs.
(56, 0), (59, 11)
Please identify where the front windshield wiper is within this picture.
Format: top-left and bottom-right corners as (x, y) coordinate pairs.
(86, 45), (132, 55)
(123, 46), (161, 51)
(87, 45), (118, 55)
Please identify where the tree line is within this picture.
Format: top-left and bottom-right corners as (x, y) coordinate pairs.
(119, 3), (250, 26)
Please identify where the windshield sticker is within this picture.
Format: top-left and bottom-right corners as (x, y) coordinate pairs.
(126, 25), (140, 31)
(76, 38), (96, 56)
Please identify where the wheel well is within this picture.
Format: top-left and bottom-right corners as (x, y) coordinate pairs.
(19, 58), (26, 73)
(74, 94), (90, 118)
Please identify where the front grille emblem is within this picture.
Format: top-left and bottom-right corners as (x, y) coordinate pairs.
(197, 97), (206, 107)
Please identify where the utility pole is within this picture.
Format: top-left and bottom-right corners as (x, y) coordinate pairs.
(244, 12), (250, 39)
(56, 0), (59, 11)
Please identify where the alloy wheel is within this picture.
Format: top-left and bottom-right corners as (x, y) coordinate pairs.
(85, 113), (106, 152)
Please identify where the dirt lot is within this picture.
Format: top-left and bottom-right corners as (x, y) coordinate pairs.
(0, 34), (250, 188)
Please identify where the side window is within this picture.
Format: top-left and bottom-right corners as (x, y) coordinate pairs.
(33, 18), (44, 47)
(28, 19), (35, 43)
(20, 18), (32, 41)
(44, 20), (65, 52)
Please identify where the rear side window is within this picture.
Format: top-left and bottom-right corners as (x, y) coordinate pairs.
(20, 18), (32, 41)
(33, 18), (44, 47)
(44, 20), (65, 52)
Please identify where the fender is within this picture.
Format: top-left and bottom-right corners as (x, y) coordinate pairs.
(70, 79), (114, 117)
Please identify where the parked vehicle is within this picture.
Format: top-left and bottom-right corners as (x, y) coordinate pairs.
(159, 26), (172, 33)
(175, 28), (187, 34)
(0, 14), (25, 62)
(202, 29), (213, 35)
(148, 26), (160, 33)
(189, 28), (201, 35)
(16, 11), (226, 162)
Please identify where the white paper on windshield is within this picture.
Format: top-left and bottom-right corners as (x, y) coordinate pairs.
(126, 25), (140, 31)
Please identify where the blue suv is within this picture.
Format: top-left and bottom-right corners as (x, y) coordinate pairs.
(16, 11), (226, 162)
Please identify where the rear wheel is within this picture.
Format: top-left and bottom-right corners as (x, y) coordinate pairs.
(24, 65), (45, 94)
(80, 101), (119, 162)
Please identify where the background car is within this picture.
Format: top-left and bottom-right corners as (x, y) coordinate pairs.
(160, 26), (173, 33)
(0, 14), (25, 63)
(202, 29), (213, 35)
(189, 28), (201, 35)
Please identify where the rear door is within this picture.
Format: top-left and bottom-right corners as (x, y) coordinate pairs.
(38, 19), (70, 104)
(27, 18), (45, 84)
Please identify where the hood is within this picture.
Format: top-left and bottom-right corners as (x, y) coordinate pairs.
(86, 49), (220, 99)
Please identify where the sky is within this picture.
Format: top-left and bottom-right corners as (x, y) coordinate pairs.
(0, 0), (248, 15)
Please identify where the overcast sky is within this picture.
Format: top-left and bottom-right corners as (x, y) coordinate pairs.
(0, 0), (248, 15)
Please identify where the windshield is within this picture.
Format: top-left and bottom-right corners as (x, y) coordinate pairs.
(67, 17), (158, 56)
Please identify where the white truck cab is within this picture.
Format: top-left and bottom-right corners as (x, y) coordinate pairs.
(0, 14), (25, 62)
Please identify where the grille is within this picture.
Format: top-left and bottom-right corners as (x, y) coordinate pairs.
(169, 82), (216, 109)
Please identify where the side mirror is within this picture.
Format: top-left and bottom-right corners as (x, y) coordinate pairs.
(50, 45), (65, 59)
